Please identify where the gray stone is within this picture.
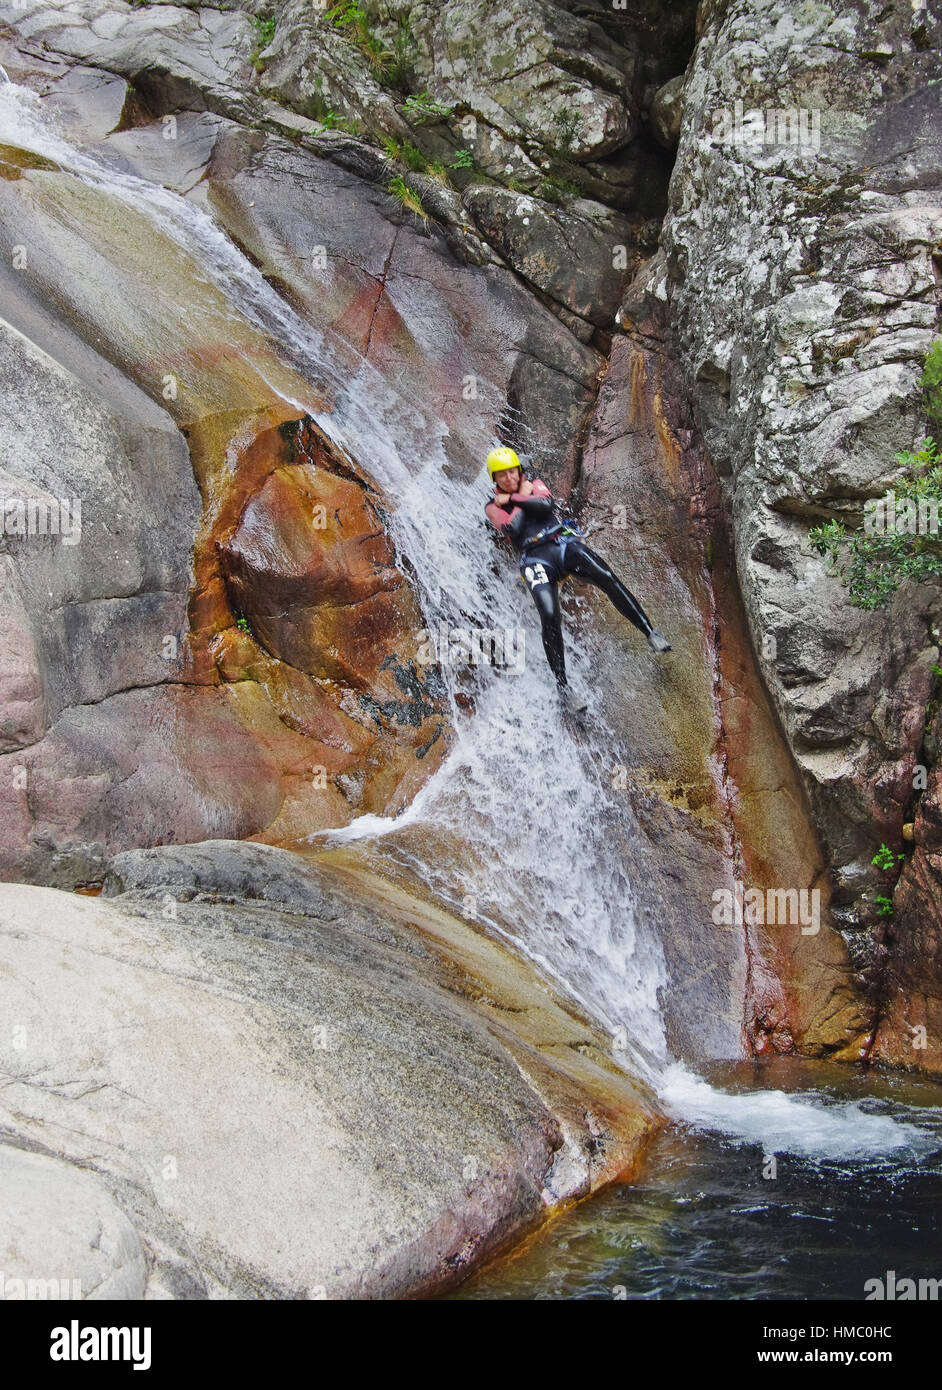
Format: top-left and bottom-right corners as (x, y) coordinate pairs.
(660, 0), (942, 990)
(649, 74), (684, 150)
(0, 849), (657, 1297)
(0, 1145), (146, 1300)
(463, 185), (637, 328)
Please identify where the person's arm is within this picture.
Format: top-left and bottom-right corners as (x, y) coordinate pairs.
(485, 498), (521, 530)
(508, 477), (554, 518)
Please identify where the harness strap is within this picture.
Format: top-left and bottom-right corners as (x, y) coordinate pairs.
(524, 520), (565, 548)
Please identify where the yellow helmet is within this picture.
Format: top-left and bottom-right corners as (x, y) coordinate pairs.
(486, 446), (522, 478)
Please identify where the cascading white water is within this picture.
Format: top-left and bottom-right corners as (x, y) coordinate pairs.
(1, 80), (935, 1161)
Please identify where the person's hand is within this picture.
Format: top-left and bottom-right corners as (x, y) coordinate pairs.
(515, 478), (534, 498)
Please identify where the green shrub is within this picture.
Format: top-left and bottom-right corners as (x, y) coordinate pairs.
(327, 2), (395, 81)
(919, 338), (942, 436)
(872, 842), (903, 872)
(386, 16), (416, 90)
(387, 174), (428, 225)
(382, 137), (428, 171)
(809, 437), (942, 609)
(551, 107), (580, 155)
(254, 15), (275, 47)
(250, 13), (276, 71)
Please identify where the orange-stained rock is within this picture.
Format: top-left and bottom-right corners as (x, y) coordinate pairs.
(871, 765), (942, 1073)
(221, 462), (407, 689)
(578, 321), (867, 1063)
(191, 417), (450, 825)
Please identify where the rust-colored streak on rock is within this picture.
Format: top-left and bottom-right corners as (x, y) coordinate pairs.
(588, 291), (867, 1061)
(870, 764), (942, 1072)
(183, 409), (449, 833)
(626, 346), (647, 430)
(652, 389), (681, 489)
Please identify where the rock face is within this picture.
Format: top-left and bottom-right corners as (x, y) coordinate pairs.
(0, 843), (659, 1298)
(0, 1147), (147, 1300)
(576, 315), (863, 1063)
(199, 126), (604, 484)
(657, 0), (942, 1064)
(0, 0), (257, 117)
(0, 23), (612, 882)
(0, 0), (936, 1206)
(261, 0), (642, 186)
(0, 241), (446, 880)
(461, 186), (640, 334)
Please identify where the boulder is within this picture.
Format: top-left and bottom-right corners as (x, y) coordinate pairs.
(0, 844), (659, 1298)
(649, 74), (684, 150)
(463, 185), (640, 329)
(0, 0), (257, 119)
(0, 1146), (146, 1301)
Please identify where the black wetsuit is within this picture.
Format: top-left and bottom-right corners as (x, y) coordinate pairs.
(485, 484), (655, 688)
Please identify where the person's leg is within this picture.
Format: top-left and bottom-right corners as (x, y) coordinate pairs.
(530, 580), (567, 686)
(562, 541), (655, 635)
(521, 557), (567, 686)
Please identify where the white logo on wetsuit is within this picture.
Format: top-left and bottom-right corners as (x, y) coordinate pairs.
(524, 563), (550, 587)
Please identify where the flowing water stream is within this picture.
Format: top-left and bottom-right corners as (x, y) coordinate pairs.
(2, 81), (940, 1293)
(451, 1060), (942, 1299)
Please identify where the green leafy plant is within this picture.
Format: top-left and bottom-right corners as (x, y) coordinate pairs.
(449, 147), (474, 170)
(254, 15), (275, 47)
(919, 337), (942, 436)
(327, 1), (367, 26)
(387, 174), (428, 226)
(306, 98), (362, 136)
(236, 616), (251, 635)
(809, 437), (942, 609)
(871, 841), (906, 919)
(872, 842), (904, 872)
(403, 91), (454, 124)
(250, 13), (276, 71)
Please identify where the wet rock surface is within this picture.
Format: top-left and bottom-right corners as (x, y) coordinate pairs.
(0, 842), (659, 1298)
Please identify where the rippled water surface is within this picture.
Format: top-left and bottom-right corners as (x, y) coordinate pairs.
(451, 1061), (942, 1301)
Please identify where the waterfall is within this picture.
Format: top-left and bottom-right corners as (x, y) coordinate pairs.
(0, 79), (935, 1161)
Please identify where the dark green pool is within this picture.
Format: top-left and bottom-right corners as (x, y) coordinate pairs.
(450, 1060), (942, 1301)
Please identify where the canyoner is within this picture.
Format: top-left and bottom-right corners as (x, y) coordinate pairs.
(483, 447), (671, 714)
